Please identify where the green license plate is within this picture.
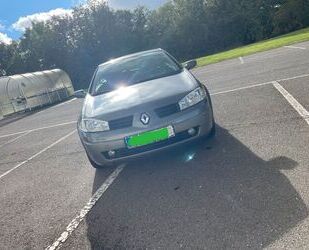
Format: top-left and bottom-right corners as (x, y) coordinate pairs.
(126, 126), (175, 149)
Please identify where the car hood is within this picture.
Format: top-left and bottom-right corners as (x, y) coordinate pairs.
(82, 70), (198, 119)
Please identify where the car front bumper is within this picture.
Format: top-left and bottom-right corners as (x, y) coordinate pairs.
(78, 101), (213, 165)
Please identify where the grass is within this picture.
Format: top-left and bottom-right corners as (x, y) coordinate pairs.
(196, 27), (309, 67)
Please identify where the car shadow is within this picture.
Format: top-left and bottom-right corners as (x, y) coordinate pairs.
(87, 126), (308, 249)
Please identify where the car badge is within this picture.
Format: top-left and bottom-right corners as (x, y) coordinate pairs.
(140, 113), (150, 125)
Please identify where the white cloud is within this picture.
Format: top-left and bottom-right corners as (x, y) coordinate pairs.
(0, 23), (5, 31)
(107, 0), (166, 9)
(0, 32), (12, 45)
(12, 8), (73, 32)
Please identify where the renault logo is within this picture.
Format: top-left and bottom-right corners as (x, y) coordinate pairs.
(140, 113), (150, 125)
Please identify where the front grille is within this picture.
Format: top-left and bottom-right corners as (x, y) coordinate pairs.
(109, 116), (133, 130)
(155, 103), (180, 118)
(103, 127), (199, 159)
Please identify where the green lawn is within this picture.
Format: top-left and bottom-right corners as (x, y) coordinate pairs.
(196, 27), (309, 67)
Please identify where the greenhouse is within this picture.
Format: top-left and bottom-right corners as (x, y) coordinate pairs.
(0, 69), (74, 119)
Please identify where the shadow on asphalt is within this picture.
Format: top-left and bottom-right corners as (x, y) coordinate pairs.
(88, 126), (308, 249)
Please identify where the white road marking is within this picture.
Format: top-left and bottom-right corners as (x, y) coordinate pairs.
(0, 121), (76, 139)
(46, 164), (125, 250)
(211, 81), (270, 96)
(211, 73), (309, 96)
(273, 81), (309, 125)
(284, 45), (306, 50)
(0, 130), (76, 180)
(279, 73), (309, 82)
(239, 57), (244, 64)
(0, 131), (31, 148)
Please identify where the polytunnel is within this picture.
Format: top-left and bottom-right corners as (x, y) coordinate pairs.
(0, 69), (74, 118)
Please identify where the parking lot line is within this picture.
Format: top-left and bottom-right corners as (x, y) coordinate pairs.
(211, 81), (270, 96)
(284, 45), (306, 50)
(0, 121), (76, 139)
(46, 164), (125, 250)
(211, 73), (309, 96)
(273, 81), (309, 125)
(0, 131), (31, 148)
(0, 130), (76, 180)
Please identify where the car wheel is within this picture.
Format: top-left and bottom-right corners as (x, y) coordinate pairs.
(208, 118), (216, 138)
(86, 153), (105, 169)
(204, 86), (216, 138)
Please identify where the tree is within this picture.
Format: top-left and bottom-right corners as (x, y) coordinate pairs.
(0, 0), (308, 89)
(273, 0), (309, 35)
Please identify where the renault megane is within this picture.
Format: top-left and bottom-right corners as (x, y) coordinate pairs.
(76, 49), (215, 168)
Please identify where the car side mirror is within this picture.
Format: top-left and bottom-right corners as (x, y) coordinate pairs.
(74, 89), (87, 98)
(183, 60), (197, 70)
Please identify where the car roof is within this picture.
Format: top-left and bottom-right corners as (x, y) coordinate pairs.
(98, 48), (165, 67)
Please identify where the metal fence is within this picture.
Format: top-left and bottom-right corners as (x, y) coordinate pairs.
(0, 69), (74, 118)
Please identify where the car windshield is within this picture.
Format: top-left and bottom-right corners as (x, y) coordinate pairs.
(89, 51), (182, 96)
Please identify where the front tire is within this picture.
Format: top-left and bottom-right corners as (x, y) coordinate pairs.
(86, 153), (105, 169)
(204, 86), (216, 138)
(208, 118), (216, 138)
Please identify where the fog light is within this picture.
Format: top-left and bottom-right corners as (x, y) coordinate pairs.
(108, 150), (116, 158)
(188, 128), (196, 136)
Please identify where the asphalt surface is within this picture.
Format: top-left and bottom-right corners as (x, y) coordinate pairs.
(0, 42), (309, 249)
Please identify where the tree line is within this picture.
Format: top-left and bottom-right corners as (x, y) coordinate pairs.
(1, 0), (309, 89)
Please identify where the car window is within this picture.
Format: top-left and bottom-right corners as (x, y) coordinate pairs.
(90, 51), (182, 96)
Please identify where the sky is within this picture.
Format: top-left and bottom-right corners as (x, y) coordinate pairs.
(0, 0), (166, 44)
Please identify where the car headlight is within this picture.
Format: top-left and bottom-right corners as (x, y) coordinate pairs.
(80, 119), (110, 132)
(178, 87), (206, 111)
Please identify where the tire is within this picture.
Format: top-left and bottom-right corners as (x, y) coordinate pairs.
(86, 153), (105, 169)
(208, 118), (216, 138)
(204, 86), (216, 138)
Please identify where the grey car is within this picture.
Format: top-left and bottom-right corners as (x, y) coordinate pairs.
(76, 49), (215, 168)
